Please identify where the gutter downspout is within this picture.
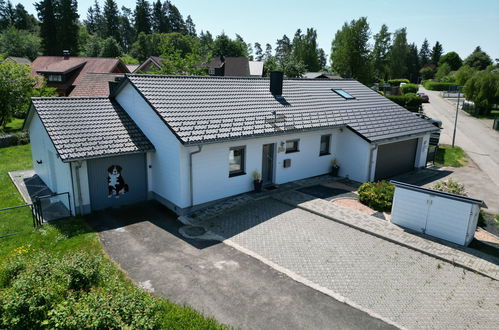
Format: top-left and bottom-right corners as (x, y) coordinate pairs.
(74, 161), (84, 215)
(189, 145), (202, 207)
(367, 144), (378, 182)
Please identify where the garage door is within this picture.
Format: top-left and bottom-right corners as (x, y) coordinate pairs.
(87, 153), (147, 211)
(374, 139), (418, 180)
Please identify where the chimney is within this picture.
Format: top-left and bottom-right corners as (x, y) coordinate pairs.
(270, 71), (283, 96)
(63, 50), (70, 60)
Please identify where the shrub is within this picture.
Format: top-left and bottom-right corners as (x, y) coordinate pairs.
(420, 66), (435, 80)
(387, 79), (409, 86)
(0, 131), (29, 148)
(422, 81), (457, 91)
(386, 94), (423, 112)
(358, 181), (395, 212)
(400, 83), (419, 94)
(432, 179), (467, 196)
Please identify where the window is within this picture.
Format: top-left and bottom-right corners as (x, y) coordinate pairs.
(229, 146), (245, 177)
(48, 74), (63, 82)
(320, 135), (331, 156)
(285, 139), (299, 153)
(208, 68), (215, 75)
(332, 88), (355, 99)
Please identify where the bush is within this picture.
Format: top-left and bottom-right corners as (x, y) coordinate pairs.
(422, 81), (457, 91)
(0, 131), (29, 148)
(387, 79), (409, 86)
(420, 66), (435, 80)
(386, 94), (423, 112)
(358, 181), (395, 212)
(400, 83), (419, 94)
(432, 179), (467, 196)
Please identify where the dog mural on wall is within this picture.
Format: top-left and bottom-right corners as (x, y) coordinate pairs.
(107, 165), (129, 198)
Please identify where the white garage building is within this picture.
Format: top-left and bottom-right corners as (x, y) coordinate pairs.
(25, 73), (438, 215)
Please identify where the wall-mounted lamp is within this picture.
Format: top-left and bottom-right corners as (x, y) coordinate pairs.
(36, 160), (43, 164)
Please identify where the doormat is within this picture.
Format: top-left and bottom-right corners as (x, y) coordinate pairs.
(265, 185), (278, 191)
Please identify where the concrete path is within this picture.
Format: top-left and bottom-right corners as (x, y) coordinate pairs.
(87, 201), (393, 330)
(421, 87), (499, 208)
(203, 197), (499, 330)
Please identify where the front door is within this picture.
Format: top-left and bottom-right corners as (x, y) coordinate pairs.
(262, 143), (275, 185)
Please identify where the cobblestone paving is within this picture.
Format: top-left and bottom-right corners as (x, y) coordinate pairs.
(205, 198), (499, 330)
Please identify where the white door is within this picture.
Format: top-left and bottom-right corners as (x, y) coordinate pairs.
(425, 196), (471, 245)
(391, 188), (430, 232)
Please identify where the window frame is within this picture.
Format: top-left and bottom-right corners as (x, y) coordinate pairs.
(47, 74), (63, 82)
(228, 146), (246, 177)
(332, 88), (355, 99)
(285, 139), (300, 154)
(319, 134), (331, 156)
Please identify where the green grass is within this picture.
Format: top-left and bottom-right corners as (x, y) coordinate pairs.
(1, 118), (24, 133)
(435, 144), (467, 167)
(0, 144), (226, 329)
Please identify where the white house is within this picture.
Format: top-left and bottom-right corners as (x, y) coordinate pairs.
(25, 72), (438, 215)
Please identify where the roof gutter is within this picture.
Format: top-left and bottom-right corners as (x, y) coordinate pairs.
(189, 145), (203, 207)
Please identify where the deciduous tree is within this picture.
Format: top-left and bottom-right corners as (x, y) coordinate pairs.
(372, 24), (391, 80)
(464, 46), (493, 70)
(439, 51), (462, 71)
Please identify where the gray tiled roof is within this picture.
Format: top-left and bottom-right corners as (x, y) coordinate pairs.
(30, 97), (154, 161)
(125, 74), (438, 145)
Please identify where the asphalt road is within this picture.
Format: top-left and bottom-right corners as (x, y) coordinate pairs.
(421, 86), (499, 191)
(87, 201), (394, 330)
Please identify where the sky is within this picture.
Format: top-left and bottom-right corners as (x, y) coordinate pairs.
(17, 0), (499, 61)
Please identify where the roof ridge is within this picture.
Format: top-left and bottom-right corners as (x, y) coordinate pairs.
(126, 73), (354, 81)
(31, 96), (110, 100)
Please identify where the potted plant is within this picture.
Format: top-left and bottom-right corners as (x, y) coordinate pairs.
(330, 158), (340, 177)
(252, 171), (263, 192)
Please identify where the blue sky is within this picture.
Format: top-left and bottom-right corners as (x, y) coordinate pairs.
(18, 0), (499, 61)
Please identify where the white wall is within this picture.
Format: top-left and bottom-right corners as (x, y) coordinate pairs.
(335, 128), (372, 182)
(28, 113), (73, 212)
(115, 83), (188, 208)
(187, 128), (369, 206)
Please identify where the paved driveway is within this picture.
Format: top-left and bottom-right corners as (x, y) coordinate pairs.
(205, 197), (499, 329)
(87, 201), (393, 330)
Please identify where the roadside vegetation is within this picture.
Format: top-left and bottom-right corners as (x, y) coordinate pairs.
(0, 144), (226, 329)
(435, 145), (467, 167)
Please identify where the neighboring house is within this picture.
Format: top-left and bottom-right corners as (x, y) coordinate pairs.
(126, 64), (139, 72)
(25, 73), (438, 216)
(4, 56), (32, 65)
(207, 56), (255, 76)
(303, 72), (342, 79)
(134, 56), (166, 73)
(30, 53), (129, 96)
(69, 73), (124, 97)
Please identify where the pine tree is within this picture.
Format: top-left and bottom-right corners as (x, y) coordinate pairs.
(57, 0), (79, 55)
(406, 43), (420, 83)
(185, 15), (195, 36)
(167, 1), (186, 33)
(275, 35), (292, 61)
(199, 30), (213, 57)
(152, 0), (168, 33)
(388, 28), (409, 78)
(103, 0), (120, 41)
(35, 0), (59, 55)
(134, 0), (151, 34)
(119, 6), (135, 51)
(431, 41), (443, 65)
(419, 38), (431, 67)
(13, 4), (37, 31)
(372, 24), (391, 80)
(85, 5), (97, 33)
(264, 43), (272, 60)
(254, 42), (263, 61)
(293, 28), (321, 72)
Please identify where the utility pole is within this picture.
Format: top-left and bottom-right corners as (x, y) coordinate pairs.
(452, 86), (463, 148)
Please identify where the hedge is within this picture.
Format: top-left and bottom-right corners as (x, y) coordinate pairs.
(400, 83), (419, 94)
(0, 131), (29, 148)
(386, 94), (423, 112)
(388, 79), (410, 86)
(358, 181), (395, 212)
(422, 81), (457, 91)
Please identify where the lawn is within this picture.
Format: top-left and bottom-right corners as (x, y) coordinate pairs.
(0, 144), (225, 329)
(435, 144), (467, 167)
(1, 118), (24, 133)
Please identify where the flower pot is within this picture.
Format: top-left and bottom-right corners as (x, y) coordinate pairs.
(253, 180), (263, 192)
(330, 166), (339, 177)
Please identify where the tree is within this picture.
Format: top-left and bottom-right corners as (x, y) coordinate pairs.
(275, 34), (292, 61)
(0, 60), (36, 126)
(152, 0), (168, 33)
(134, 0), (151, 34)
(464, 70), (499, 115)
(264, 43), (272, 60)
(464, 46), (493, 70)
(318, 48), (326, 70)
(100, 37), (122, 57)
(254, 42), (263, 61)
(435, 62), (451, 81)
(0, 26), (41, 59)
(185, 15), (195, 36)
(199, 30), (213, 57)
(167, 1), (186, 33)
(130, 32), (154, 61)
(35, 0), (58, 55)
(292, 28), (322, 72)
(13, 4), (37, 31)
(263, 55), (306, 78)
(419, 39), (431, 67)
(431, 41), (443, 65)
(419, 66), (435, 80)
(454, 65), (477, 86)
(438, 51), (462, 71)
(371, 24), (391, 80)
(82, 33), (103, 56)
(103, 0), (120, 41)
(212, 33), (247, 57)
(119, 6), (135, 51)
(406, 43), (420, 83)
(388, 28), (408, 79)
(57, 0), (80, 55)
(330, 17), (372, 83)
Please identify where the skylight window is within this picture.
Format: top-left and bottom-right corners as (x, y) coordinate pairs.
(332, 89), (355, 99)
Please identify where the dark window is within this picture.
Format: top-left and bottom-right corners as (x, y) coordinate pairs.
(285, 139), (299, 153)
(229, 146), (245, 177)
(48, 74), (63, 82)
(320, 135), (331, 156)
(332, 89), (355, 99)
